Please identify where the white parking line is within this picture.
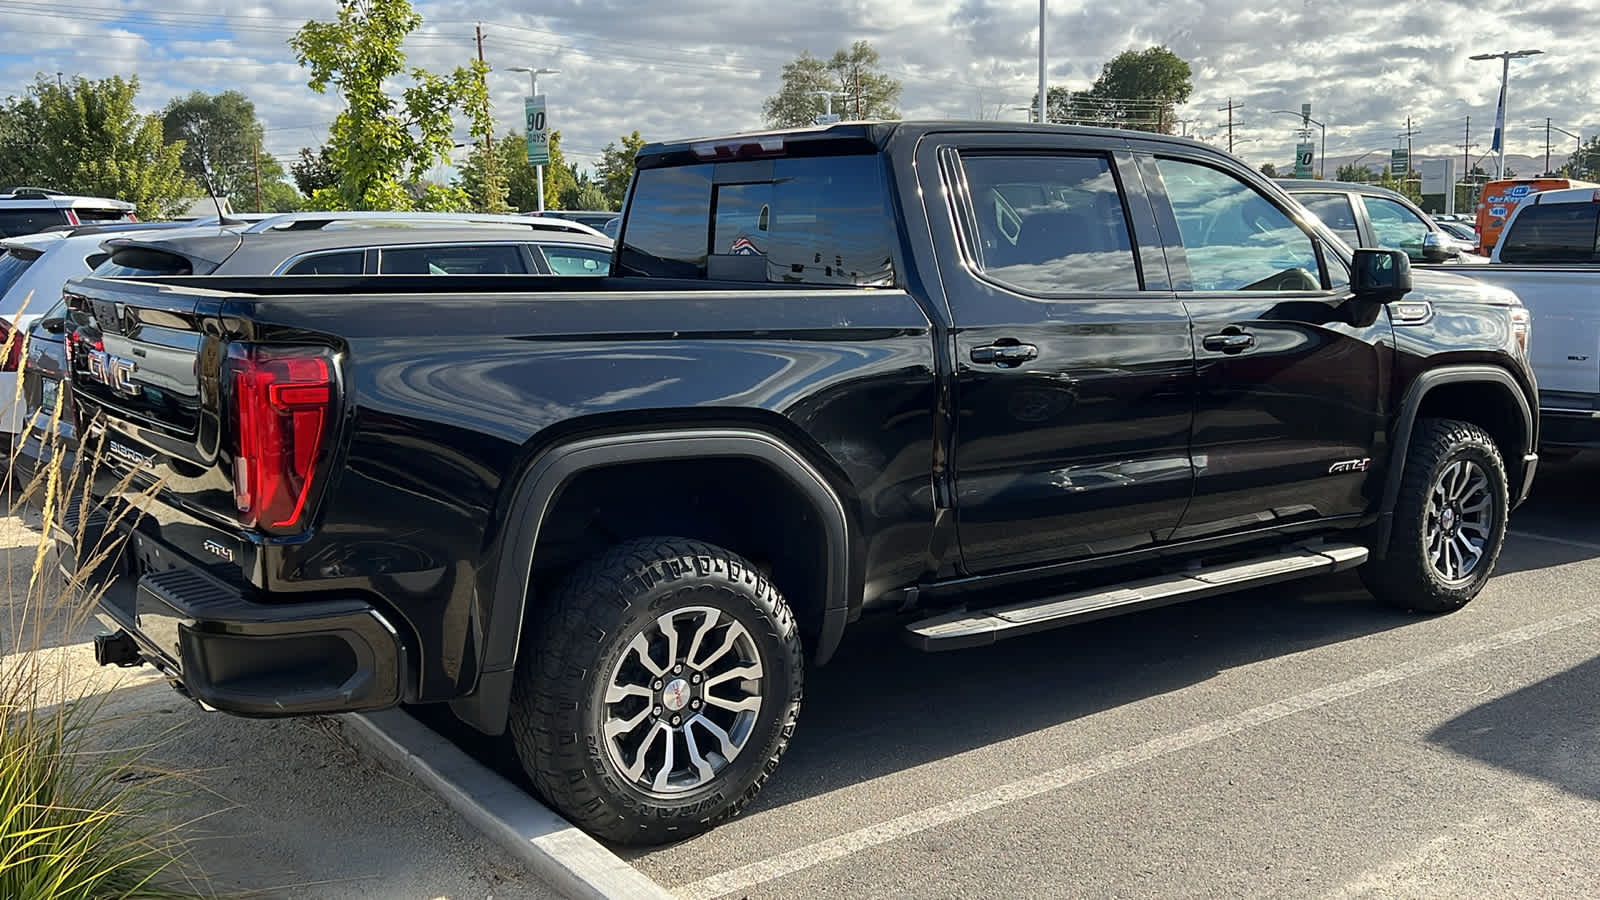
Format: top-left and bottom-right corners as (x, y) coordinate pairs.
(674, 603), (1600, 900)
(1508, 530), (1600, 554)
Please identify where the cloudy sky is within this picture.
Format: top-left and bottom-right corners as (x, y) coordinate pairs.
(1, 0), (1594, 182)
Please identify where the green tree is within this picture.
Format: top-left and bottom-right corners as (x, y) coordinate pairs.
(1336, 163), (1375, 183)
(1073, 46), (1192, 133)
(163, 91), (264, 200)
(0, 74), (194, 217)
(763, 41), (902, 128)
(1378, 169), (1423, 204)
(457, 129), (573, 211)
(291, 145), (338, 197)
(290, 0), (490, 211)
(1024, 86), (1075, 124)
(1565, 136), (1600, 179)
(1259, 162), (1280, 177)
(596, 131), (647, 210)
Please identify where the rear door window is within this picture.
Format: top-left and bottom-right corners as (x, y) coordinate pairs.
(539, 245), (611, 275)
(1294, 192), (1361, 248)
(0, 209), (68, 238)
(1498, 203), (1600, 264)
(620, 155), (896, 286)
(283, 251), (365, 275)
(377, 244), (528, 274)
(957, 154), (1141, 294)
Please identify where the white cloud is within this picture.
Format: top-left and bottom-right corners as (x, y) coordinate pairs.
(2, 0), (1596, 177)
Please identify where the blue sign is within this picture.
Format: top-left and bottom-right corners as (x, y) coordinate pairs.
(1490, 206), (1508, 217)
(1508, 185), (1532, 197)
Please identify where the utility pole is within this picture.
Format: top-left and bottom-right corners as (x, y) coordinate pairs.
(253, 143), (263, 214)
(1463, 116), (1471, 178)
(475, 25), (494, 155)
(1537, 118), (1555, 175)
(1396, 117), (1421, 182)
(1217, 98), (1241, 152)
(1037, 0), (1047, 127)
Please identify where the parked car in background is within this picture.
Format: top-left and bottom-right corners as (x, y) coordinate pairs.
(0, 188), (137, 238)
(88, 214), (613, 277)
(1474, 176), (1599, 255)
(1448, 187), (1600, 455)
(1436, 219), (1483, 254)
(537, 209), (617, 231)
(1277, 179), (1484, 265)
(16, 212), (615, 481)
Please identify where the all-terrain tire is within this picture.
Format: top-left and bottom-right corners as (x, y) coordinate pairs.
(507, 537), (804, 845)
(1361, 418), (1508, 613)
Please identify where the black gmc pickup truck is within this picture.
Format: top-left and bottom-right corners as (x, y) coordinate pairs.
(57, 122), (1538, 845)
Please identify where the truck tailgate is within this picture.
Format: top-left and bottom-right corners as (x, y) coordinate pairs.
(64, 277), (264, 531)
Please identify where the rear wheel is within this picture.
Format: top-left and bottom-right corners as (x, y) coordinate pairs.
(1362, 418), (1508, 612)
(508, 537), (803, 845)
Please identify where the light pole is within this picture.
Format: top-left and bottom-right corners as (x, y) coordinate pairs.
(508, 65), (559, 213)
(1536, 122), (1584, 176)
(813, 90), (841, 124)
(1037, 0), (1046, 126)
(1470, 49), (1542, 180)
(1347, 148), (1389, 181)
(1269, 109), (1327, 178)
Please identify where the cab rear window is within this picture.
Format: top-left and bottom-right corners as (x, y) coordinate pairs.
(619, 154), (896, 286)
(1499, 203), (1600, 264)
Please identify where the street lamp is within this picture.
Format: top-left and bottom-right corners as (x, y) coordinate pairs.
(507, 65), (559, 213)
(1469, 49), (1542, 180)
(1533, 122), (1585, 176)
(1037, 0), (1046, 128)
(1269, 109), (1326, 178)
(1347, 148), (1389, 181)
(812, 90), (841, 124)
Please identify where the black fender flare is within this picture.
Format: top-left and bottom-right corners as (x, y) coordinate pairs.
(451, 428), (856, 735)
(1373, 364), (1533, 557)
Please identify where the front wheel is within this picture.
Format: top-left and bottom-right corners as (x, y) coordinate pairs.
(1362, 418), (1508, 612)
(508, 537), (804, 845)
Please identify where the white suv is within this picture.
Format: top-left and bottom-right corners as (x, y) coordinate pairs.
(0, 188), (137, 238)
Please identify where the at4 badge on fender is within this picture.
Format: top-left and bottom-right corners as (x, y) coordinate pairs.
(1328, 458), (1371, 474)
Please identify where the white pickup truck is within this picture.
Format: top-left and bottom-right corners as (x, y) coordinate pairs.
(1464, 187), (1600, 453)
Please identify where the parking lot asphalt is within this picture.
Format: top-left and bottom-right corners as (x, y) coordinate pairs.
(616, 455), (1600, 899)
(12, 454), (1600, 899)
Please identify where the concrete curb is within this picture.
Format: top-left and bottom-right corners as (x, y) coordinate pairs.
(340, 709), (674, 900)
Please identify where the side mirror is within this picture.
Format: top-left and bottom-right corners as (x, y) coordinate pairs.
(1352, 248), (1413, 302)
(37, 316), (66, 335)
(1420, 232), (1456, 263)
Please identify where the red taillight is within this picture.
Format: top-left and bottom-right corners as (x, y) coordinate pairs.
(0, 319), (25, 372)
(65, 209), (81, 226)
(228, 346), (337, 533)
(126, 213), (139, 223)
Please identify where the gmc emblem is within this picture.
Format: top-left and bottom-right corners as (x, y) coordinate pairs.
(85, 349), (140, 395)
